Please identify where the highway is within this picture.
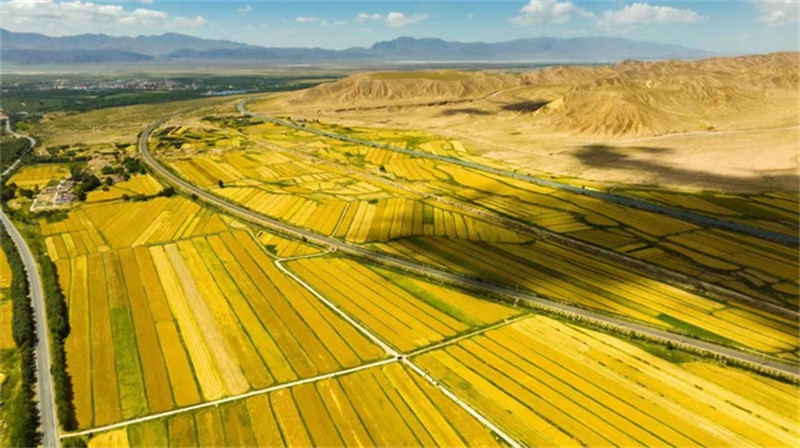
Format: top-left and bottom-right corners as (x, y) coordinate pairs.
(237, 100), (799, 246)
(0, 210), (60, 448)
(140, 114), (799, 380)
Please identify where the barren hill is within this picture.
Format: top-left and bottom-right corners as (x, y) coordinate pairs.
(280, 52), (798, 138)
(257, 52), (799, 191)
(286, 71), (525, 109)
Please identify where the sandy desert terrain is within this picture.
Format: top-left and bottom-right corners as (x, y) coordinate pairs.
(254, 52), (799, 192)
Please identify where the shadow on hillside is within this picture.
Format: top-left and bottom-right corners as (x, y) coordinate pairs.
(501, 100), (548, 113)
(573, 144), (800, 191)
(439, 107), (493, 116)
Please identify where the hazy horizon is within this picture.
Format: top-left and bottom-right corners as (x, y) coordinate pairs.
(1, 1), (798, 54)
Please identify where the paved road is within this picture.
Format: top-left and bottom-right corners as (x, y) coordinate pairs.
(237, 101), (799, 246)
(0, 210), (60, 447)
(1, 118), (37, 179)
(140, 115), (799, 380)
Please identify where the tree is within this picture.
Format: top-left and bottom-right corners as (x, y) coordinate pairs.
(218, 179), (225, 188)
(159, 187), (176, 197)
(1, 183), (17, 201)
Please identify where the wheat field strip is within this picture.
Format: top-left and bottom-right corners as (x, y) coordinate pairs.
(414, 315), (800, 447)
(393, 237), (797, 353)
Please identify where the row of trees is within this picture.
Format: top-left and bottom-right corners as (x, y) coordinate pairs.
(0, 225), (41, 447)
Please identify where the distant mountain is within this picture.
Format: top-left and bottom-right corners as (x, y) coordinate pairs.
(367, 36), (711, 61)
(1, 28), (254, 56)
(0, 29), (714, 65)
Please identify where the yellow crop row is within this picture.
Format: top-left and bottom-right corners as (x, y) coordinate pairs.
(171, 151), (320, 188)
(0, 301), (14, 349)
(45, 231), (110, 261)
(86, 174), (163, 203)
(257, 231), (322, 257)
(384, 237), (798, 354)
(0, 247), (11, 289)
(289, 257), (518, 352)
(415, 315), (799, 447)
(7, 164), (69, 188)
(91, 362), (501, 447)
(80, 196), (227, 249)
(340, 198), (523, 244)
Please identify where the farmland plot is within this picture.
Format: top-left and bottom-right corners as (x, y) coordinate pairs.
(86, 363), (503, 447)
(288, 256), (521, 352)
(414, 315), (800, 447)
(380, 237), (799, 355)
(55, 201), (384, 429)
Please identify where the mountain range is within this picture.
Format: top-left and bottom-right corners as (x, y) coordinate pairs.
(0, 28), (714, 65)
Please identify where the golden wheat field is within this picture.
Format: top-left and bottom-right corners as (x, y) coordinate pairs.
(0, 247), (11, 291)
(85, 362), (504, 448)
(7, 164), (69, 189)
(49, 195), (386, 428)
(414, 315), (800, 447)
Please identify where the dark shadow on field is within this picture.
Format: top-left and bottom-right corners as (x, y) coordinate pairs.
(439, 108), (493, 116)
(573, 144), (800, 191)
(501, 101), (548, 113)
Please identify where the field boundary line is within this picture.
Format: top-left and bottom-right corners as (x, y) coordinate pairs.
(275, 256), (400, 357)
(407, 313), (531, 358)
(59, 357), (398, 439)
(330, 202), (351, 236)
(276, 257), (523, 448)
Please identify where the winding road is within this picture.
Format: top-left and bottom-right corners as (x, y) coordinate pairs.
(237, 100), (799, 246)
(1, 118), (37, 180)
(139, 112), (799, 379)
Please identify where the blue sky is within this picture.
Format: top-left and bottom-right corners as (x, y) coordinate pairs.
(2, 1), (798, 53)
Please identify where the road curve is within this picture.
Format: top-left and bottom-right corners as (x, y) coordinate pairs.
(1, 118), (37, 180)
(0, 210), (60, 448)
(140, 115), (799, 380)
(237, 100), (799, 246)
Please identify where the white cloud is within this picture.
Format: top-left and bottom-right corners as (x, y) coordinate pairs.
(600, 3), (704, 25)
(1, 0), (207, 34)
(295, 16), (320, 23)
(756, 0), (799, 26)
(171, 15), (206, 28)
(355, 11), (427, 27)
(236, 5), (252, 13)
(355, 13), (383, 23)
(385, 12), (428, 27)
(512, 1), (594, 25)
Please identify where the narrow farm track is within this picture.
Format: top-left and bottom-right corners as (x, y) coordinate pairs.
(0, 210), (60, 448)
(237, 100), (799, 246)
(59, 357), (398, 440)
(275, 254), (523, 448)
(140, 114), (800, 380)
